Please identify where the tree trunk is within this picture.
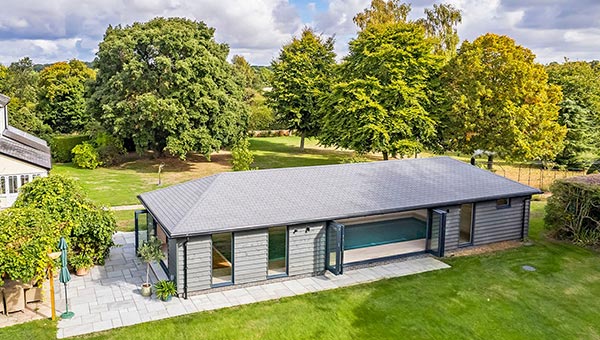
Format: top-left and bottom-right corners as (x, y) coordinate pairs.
(383, 151), (388, 160)
(299, 132), (305, 152)
(487, 154), (494, 170)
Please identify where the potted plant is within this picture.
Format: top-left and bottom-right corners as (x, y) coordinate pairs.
(70, 253), (94, 276)
(138, 237), (164, 297)
(154, 280), (177, 301)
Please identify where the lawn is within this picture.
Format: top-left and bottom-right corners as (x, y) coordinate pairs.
(4, 201), (598, 340)
(51, 137), (360, 206)
(113, 209), (137, 232)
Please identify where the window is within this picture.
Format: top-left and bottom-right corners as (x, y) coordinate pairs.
(459, 203), (474, 245)
(156, 224), (169, 272)
(20, 174), (29, 187)
(32, 174), (41, 180)
(268, 227), (287, 277)
(8, 176), (18, 194)
(212, 233), (233, 286)
(496, 198), (511, 209)
(0, 177), (5, 195)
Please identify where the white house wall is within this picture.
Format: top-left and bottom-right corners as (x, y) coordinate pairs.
(0, 154), (46, 175)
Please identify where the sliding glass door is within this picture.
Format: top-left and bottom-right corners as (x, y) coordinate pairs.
(326, 222), (344, 275)
(427, 209), (446, 257)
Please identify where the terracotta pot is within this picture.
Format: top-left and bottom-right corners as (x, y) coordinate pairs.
(141, 284), (152, 297)
(75, 267), (89, 276)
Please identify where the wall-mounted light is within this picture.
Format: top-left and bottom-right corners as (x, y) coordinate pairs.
(293, 229), (298, 234)
(305, 227), (310, 233)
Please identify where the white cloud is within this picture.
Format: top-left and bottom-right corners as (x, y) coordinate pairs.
(0, 0), (598, 66)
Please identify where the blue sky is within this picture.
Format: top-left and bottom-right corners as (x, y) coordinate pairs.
(0, 0), (598, 66)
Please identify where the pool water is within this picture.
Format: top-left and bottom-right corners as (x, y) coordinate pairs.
(344, 217), (427, 250)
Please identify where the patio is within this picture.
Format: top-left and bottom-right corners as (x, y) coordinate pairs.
(55, 232), (450, 339)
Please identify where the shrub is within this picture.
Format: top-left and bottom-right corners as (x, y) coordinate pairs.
(0, 207), (61, 285)
(14, 175), (117, 265)
(545, 174), (600, 246)
(69, 253), (94, 270)
(93, 131), (126, 166)
(231, 138), (254, 171)
(154, 279), (177, 300)
(50, 134), (89, 162)
(72, 142), (102, 169)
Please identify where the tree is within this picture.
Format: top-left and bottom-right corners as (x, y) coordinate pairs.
(88, 17), (247, 159)
(231, 138), (254, 171)
(0, 58), (50, 136)
(269, 28), (336, 151)
(435, 34), (566, 167)
(417, 4), (462, 58)
(38, 60), (96, 133)
(320, 22), (440, 160)
(353, 0), (411, 30)
(232, 55), (258, 90)
(354, 1), (461, 59)
(546, 60), (600, 168)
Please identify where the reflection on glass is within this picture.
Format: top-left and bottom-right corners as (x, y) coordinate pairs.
(212, 233), (232, 285)
(268, 227), (287, 277)
(157, 224), (169, 269)
(459, 204), (473, 244)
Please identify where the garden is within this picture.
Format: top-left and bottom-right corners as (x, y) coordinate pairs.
(1, 201), (599, 339)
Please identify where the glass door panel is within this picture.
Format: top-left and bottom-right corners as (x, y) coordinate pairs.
(326, 222), (344, 275)
(427, 209), (446, 257)
(134, 209), (148, 253)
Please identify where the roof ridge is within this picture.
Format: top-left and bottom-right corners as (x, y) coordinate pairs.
(216, 156), (451, 178)
(171, 173), (223, 234)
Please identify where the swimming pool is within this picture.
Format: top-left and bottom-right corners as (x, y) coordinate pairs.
(344, 217), (427, 250)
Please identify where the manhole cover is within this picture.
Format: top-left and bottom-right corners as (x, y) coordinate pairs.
(522, 265), (536, 272)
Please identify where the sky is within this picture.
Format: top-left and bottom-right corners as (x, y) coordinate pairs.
(0, 0), (598, 66)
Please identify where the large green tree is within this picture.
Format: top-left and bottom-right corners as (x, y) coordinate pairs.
(546, 61), (600, 168)
(0, 58), (50, 136)
(354, 1), (461, 58)
(435, 34), (566, 166)
(88, 17), (247, 159)
(269, 28), (336, 151)
(320, 22), (440, 160)
(38, 59), (96, 133)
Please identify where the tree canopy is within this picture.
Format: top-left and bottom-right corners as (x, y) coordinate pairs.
(353, 0), (411, 30)
(435, 33), (566, 162)
(0, 58), (50, 136)
(320, 22), (440, 159)
(38, 59), (96, 133)
(546, 61), (600, 168)
(88, 17), (247, 159)
(269, 28), (336, 151)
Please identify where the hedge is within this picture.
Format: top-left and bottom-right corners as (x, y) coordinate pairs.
(50, 134), (89, 163)
(545, 174), (600, 246)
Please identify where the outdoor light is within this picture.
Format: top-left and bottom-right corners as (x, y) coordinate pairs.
(305, 227), (310, 233)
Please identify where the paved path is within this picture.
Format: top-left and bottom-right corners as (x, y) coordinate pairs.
(56, 232), (450, 338)
(109, 205), (143, 211)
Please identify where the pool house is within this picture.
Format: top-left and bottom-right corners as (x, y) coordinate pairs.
(137, 157), (540, 298)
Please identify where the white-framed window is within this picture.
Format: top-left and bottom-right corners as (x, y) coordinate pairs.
(496, 198), (511, 209)
(8, 175), (18, 194)
(0, 177), (5, 195)
(20, 174), (30, 186)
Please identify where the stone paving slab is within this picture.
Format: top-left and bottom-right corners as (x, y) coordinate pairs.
(56, 232), (450, 338)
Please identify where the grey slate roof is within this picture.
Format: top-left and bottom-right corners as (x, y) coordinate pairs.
(0, 126), (52, 169)
(139, 157), (541, 238)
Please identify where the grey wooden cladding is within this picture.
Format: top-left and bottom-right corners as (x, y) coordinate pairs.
(176, 236), (211, 292)
(442, 206), (461, 252)
(287, 222), (326, 276)
(523, 199), (531, 238)
(472, 197), (526, 246)
(234, 229), (268, 284)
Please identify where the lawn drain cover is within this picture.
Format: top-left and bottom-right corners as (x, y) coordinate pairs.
(522, 265), (536, 272)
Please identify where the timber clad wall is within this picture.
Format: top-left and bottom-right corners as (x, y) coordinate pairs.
(177, 236), (211, 292)
(473, 197), (526, 246)
(234, 229), (268, 284)
(442, 206), (461, 252)
(287, 222), (326, 276)
(523, 199), (531, 238)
